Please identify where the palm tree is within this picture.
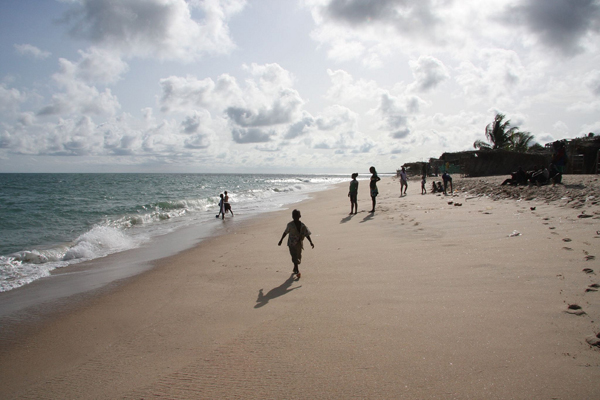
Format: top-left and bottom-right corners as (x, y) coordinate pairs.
(473, 113), (515, 150)
(473, 113), (535, 152)
(509, 131), (535, 153)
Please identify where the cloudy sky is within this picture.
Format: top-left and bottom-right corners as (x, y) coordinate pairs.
(1, 0), (599, 173)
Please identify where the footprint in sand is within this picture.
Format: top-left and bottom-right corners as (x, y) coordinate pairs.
(585, 333), (600, 347)
(583, 268), (595, 274)
(563, 247), (573, 251)
(586, 283), (600, 292)
(549, 226), (556, 229)
(563, 238), (572, 242)
(566, 304), (587, 315)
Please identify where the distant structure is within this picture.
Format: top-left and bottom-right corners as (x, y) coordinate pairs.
(400, 133), (599, 178)
(544, 134), (600, 174)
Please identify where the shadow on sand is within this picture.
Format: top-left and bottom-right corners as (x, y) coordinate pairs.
(360, 212), (375, 223)
(340, 214), (355, 223)
(255, 274), (301, 308)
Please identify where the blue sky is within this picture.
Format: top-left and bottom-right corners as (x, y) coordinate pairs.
(1, 0), (599, 173)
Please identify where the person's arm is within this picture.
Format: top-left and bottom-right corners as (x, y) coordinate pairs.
(306, 235), (314, 249)
(278, 230), (288, 246)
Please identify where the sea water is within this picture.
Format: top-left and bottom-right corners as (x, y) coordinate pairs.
(0, 173), (350, 292)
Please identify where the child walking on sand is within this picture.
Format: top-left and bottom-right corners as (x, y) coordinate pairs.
(278, 209), (314, 279)
(421, 175), (426, 194)
(348, 173), (359, 214)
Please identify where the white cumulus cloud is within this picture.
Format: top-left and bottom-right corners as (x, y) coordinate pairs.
(61, 0), (246, 61)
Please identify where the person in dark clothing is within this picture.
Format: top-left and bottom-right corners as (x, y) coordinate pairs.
(278, 209), (314, 279)
(369, 166), (381, 213)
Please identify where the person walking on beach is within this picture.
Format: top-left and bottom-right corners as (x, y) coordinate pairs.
(399, 167), (408, 196)
(442, 172), (453, 195)
(421, 175), (427, 194)
(278, 209), (314, 279)
(223, 191), (234, 216)
(348, 173), (359, 214)
(369, 166), (381, 213)
(216, 193), (225, 219)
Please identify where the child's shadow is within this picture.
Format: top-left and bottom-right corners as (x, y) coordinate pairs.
(255, 274), (301, 308)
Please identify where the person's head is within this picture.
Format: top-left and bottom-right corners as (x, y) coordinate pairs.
(402, 167), (406, 171)
(220, 193), (224, 198)
(224, 191), (228, 195)
(369, 166), (376, 174)
(351, 173), (358, 179)
(292, 209), (301, 221)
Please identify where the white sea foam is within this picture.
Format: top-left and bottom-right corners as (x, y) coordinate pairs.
(0, 173), (350, 292)
(63, 226), (136, 261)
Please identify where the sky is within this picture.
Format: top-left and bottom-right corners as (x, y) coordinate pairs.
(1, 0), (599, 174)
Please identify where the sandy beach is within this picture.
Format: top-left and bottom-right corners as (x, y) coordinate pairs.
(1, 175), (599, 399)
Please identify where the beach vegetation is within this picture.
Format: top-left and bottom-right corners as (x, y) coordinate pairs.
(473, 113), (536, 153)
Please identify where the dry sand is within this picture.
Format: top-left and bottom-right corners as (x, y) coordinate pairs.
(1, 175), (599, 399)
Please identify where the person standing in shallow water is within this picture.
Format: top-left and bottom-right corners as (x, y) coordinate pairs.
(369, 166), (381, 213)
(348, 173), (359, 215)
(223, 191), (234, 216)
(278, 209), (314, 279)
(216, 193), (225, 219)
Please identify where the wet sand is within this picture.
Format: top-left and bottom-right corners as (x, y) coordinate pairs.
(1, 175), (599, 398)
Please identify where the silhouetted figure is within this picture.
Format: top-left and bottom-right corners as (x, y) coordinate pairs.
(501, 167), (529, 186)
(421, 175), (427, 194)
(216, 193), (225, 219)
(369, 166), (381, 212)
(278, 209), (314, 279)
(442, 172), (453, 195)
(348, 173), (359, 214)
(223, 190), (234, 216)
(530, 166), (549, 186)
(552, 142), (567, 174)
(549, 163), (562, 184)
(399, 167), (408, 196)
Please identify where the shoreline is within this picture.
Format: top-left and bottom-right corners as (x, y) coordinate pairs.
(1, 175), (599, 398)
(0, 175), (356, 319)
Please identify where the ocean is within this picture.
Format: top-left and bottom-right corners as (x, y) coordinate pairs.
(0, 173), (351, 293)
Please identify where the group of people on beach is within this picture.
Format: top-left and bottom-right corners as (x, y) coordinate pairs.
(400, 168), (453, 196)
(277, 165), (458, 280)
(216, 191), (234, 219)
(278, 165), (383, 280)
(500, 164), (562, 186)
(347, 166), (382, 215)
(275, 144), (568, 281)
(348, 166), (455, 216)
